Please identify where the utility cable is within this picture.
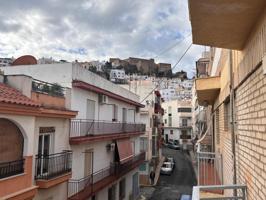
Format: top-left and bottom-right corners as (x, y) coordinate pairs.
(140, 43), (193, 103)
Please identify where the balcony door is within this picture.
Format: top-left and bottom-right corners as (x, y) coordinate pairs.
(86, 99), (95, 120)
(84, 149), (93, 178)
(37, 133), (52, 175)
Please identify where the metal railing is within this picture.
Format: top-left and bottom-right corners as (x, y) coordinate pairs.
(35, 151), (72, 180)
(0, 159), (24, 179)
(32, 79), (65, 97)
(70, 119), (145, 138)
(192, 185), (247, 200)
(197, 151), (223, 186)
(68, 152), (145, 199)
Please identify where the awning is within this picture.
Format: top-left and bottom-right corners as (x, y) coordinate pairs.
(116, 139), (133, 163)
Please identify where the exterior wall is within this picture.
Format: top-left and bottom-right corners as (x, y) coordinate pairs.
(0, 63), (73, 88)
(34, 117), (70, 155)
(34, 182), (68, 200)
(71, 140), (113, 179)
(71, 87), (138, 122)
(203, 8), (266, 200)
(0, 114), (35, 157)
(0, 114), (35, 198)
(163, 128), (180, 141)
(94, 168), (139, 200)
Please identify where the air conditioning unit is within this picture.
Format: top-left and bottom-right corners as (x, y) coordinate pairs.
(99, 94), (108, 104)
(106, 143), (115, 151)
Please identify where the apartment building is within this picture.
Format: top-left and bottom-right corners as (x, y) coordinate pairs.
(120, 80), (164, 185)
(162, 100), (192, 149)
(1, 63), (146, 200)
(0, 74), (77, 200)
(189, 0), (266, 199)
(0, 58), (13, 67)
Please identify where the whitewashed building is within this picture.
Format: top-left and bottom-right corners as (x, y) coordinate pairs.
(162, 100), (192, 149)
(1, 63), (146, 200)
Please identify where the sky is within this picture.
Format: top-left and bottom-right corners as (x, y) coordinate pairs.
(0, 0), (204, 77)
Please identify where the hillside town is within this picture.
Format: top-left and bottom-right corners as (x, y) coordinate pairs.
(0, 1), (266, 200)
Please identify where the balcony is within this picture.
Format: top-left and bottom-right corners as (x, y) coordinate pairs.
(192, 185), (247, 200)
(31, 79), (66, 109)
(189, 0), (266, 50)
(193, 149), (247, 199)
(68, 152), (145, 200)
(35, 151), (72, 188)
(179, 123), (192, 128)
(195, 77), (220, 106)
(70, 120), (145, 144)
(0, 159), (24, 179)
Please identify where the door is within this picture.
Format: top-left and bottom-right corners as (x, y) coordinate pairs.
(165, 134), (168, 143)
(86, 99), (95, 120)
(84, 149), (93, 177)
(132, 172), (139, 199)
(122, 108), (127, 123)
(38, 133), (51, 175)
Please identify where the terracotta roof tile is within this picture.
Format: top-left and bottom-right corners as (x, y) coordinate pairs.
(0, 83), (40, 107)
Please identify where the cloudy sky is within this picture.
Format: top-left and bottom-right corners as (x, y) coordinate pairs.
(0, 0), (204, 77)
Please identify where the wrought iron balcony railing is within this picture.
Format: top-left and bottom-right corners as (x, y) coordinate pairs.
(0, 159), (24, 179)
(32, 79), (65, 97)
(68, 152), (145, 199)
(70, 119), (145, 138)
(35, 151), (72, 180)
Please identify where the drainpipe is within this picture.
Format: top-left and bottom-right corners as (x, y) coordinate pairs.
(229, 50), (237, 191)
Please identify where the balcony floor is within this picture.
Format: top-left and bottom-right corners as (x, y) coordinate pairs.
(198, 161), (222, 194)
(70, 131), (144, 145)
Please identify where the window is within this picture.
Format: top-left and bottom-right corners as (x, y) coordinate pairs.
(177, 108), (192, 112)
(119, 178), (126, 200)
(215, 109), (220, 145)
(164, 119), (167, 124)
(140, 137), (148, 152)
(112, 105), (118, 121)
(170, 130), (173, 135)
(168, 106), (172, 113)
(108, 185), (116, 200)
(168, 116), (172, 127)
(182, 118), (188, 127)
(224, 101), (230, 131)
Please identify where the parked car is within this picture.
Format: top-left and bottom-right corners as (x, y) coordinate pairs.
(167, 141), (180, 150)
(160, 162), (174, 175)
(165, 157), (175, 169)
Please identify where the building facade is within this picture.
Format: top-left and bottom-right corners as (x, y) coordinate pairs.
(1, 63), (146, 200)
(162, 100), (192, 149)
(190, 1), (266, 199)
(0, 74), (77, 200)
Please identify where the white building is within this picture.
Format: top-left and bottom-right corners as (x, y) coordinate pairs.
(1, 63), (146, 200)
(162, 100), (192, 149)
(121, 79), (164, 185)
(110, 69), (126, 84)
(0, 57), (13, 67)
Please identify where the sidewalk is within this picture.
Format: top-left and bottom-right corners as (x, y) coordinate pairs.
(189, 150), (198, 180)
(138, 156), (165, 199)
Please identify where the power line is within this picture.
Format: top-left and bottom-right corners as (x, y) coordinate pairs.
(153, 33), (191, 59)
(140, 43), (193, 103)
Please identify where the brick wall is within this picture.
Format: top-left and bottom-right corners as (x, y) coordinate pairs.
(235, 66), (266, 200)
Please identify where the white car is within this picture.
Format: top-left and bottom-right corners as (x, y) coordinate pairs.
(160, 162), (173, 175)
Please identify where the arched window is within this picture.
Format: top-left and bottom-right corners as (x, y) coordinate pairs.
(0, 118), (24, 163)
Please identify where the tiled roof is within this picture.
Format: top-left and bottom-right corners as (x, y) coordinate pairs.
(0, 83), (40, 107)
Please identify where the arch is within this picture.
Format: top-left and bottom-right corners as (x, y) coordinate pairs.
(0, 118), (24, 163)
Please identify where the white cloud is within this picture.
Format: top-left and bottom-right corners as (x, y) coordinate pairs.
(0, 0), (204, 77)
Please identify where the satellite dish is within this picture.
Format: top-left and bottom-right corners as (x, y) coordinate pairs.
(12, 55), (37, 66)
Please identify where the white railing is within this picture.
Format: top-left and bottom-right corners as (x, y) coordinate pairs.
(192, 185), (247, 200)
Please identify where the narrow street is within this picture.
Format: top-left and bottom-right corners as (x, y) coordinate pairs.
(149, 148), (197, 200)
